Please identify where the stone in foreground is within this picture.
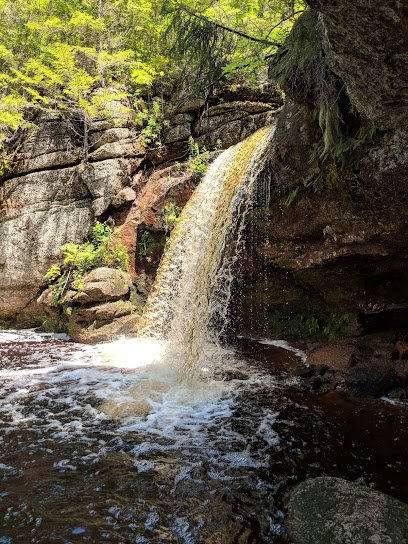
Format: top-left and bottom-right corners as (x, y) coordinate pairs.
(286, 476), (408, 544)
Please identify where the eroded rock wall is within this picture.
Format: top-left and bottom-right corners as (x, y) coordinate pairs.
(0, 100), (139, 326)
(307, 0), (408, 132)
(234, 2), (408, 398)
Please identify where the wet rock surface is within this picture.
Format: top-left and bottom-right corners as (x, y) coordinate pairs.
(70, 312), (141, 343)
(233, 0), (408, 356)
(286, 476), (408, 544)
(292, 335), (408, 399)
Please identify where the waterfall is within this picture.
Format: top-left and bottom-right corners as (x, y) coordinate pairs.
(140, 125), (275, 373)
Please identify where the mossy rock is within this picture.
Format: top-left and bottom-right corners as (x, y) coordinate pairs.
(286, 477), (408, 544)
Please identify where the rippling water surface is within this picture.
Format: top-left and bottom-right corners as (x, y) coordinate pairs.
(1, 331), (408, 544)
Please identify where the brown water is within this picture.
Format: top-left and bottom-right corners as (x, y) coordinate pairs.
(1, 331), (407, 544)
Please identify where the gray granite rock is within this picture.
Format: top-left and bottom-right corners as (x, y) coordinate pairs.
(286, 477), (408, 544)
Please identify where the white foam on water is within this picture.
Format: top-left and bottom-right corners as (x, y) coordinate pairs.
(0, 330), (47, 343)
(0, 332), (234, 428)
(258, 338), (308, 362)
(380, 396), (404, 406)
(0, 331), (292, 484)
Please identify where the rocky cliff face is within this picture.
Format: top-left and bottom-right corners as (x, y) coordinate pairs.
(1, 1), (407, 395)
(0, 95), (277, 332)
(307, 0), (408, 132)
(0, 97), (139, 327)
(234, 1), (408, 399)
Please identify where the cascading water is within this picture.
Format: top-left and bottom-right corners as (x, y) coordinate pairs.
(140, 125), (275, 374)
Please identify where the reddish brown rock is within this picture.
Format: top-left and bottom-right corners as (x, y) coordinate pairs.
(393, 341), (408, 360)
(295, 337), (408, 398)
(116, 220), (138, 280)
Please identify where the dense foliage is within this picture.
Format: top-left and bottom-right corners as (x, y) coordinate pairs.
(0, 0), (304, 141)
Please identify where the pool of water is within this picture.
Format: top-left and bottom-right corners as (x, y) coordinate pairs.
(1, 331), (407, 543)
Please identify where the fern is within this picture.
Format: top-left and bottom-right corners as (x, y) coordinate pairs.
(44, 221), (130, 304)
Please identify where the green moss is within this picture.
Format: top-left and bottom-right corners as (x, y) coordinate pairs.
(136, 273), (146, 289)
(294, 268), (363, 308)
(288, 478), (408, 544)
(61, 305), (78, 338)
(268, 253), (295, 270)
(161, 201), (181, 233)
(129, 286), (144, 312)
(269, 9), (324, 100)
(264, 307), (355, 342)
(271, 9), (376, 195)
(0, 319), (13, 329)
(41, 316), (60, 332)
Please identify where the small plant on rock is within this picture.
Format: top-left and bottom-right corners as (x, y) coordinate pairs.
(187, 136), (210, 173)
(162, 201), (181, 234)
(44, 221), (129, 304)
(135, 98), (168, 151)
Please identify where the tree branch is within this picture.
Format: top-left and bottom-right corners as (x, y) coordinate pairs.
(179, 4), (282, 47)
(264, 10), (304, 40)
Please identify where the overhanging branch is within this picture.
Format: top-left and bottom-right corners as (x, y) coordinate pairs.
(179, 3), (282, 47)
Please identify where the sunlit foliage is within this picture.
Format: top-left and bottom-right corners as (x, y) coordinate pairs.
(0, 0), (304, 139)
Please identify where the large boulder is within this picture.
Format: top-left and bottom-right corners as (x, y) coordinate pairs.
(42, 267), (142, 343)
(286, 477), (408, 544)
(64, 267), (133, 305)
(70, 313), (142, 344)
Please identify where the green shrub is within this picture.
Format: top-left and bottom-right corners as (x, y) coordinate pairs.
(271, 10), (376, 194)
(162, 201), (181, 233)
(138, 230), (167, 261)
(135, 98), (168, 150)
(44, 221), (130, 304)
(267, 308), (355, 343)
(187, 136), (209, 173)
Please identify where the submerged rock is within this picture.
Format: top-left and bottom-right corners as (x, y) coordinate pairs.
(286, 476), (408, 544)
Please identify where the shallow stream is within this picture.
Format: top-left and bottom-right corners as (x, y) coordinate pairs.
(1, 331), (407, 543)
